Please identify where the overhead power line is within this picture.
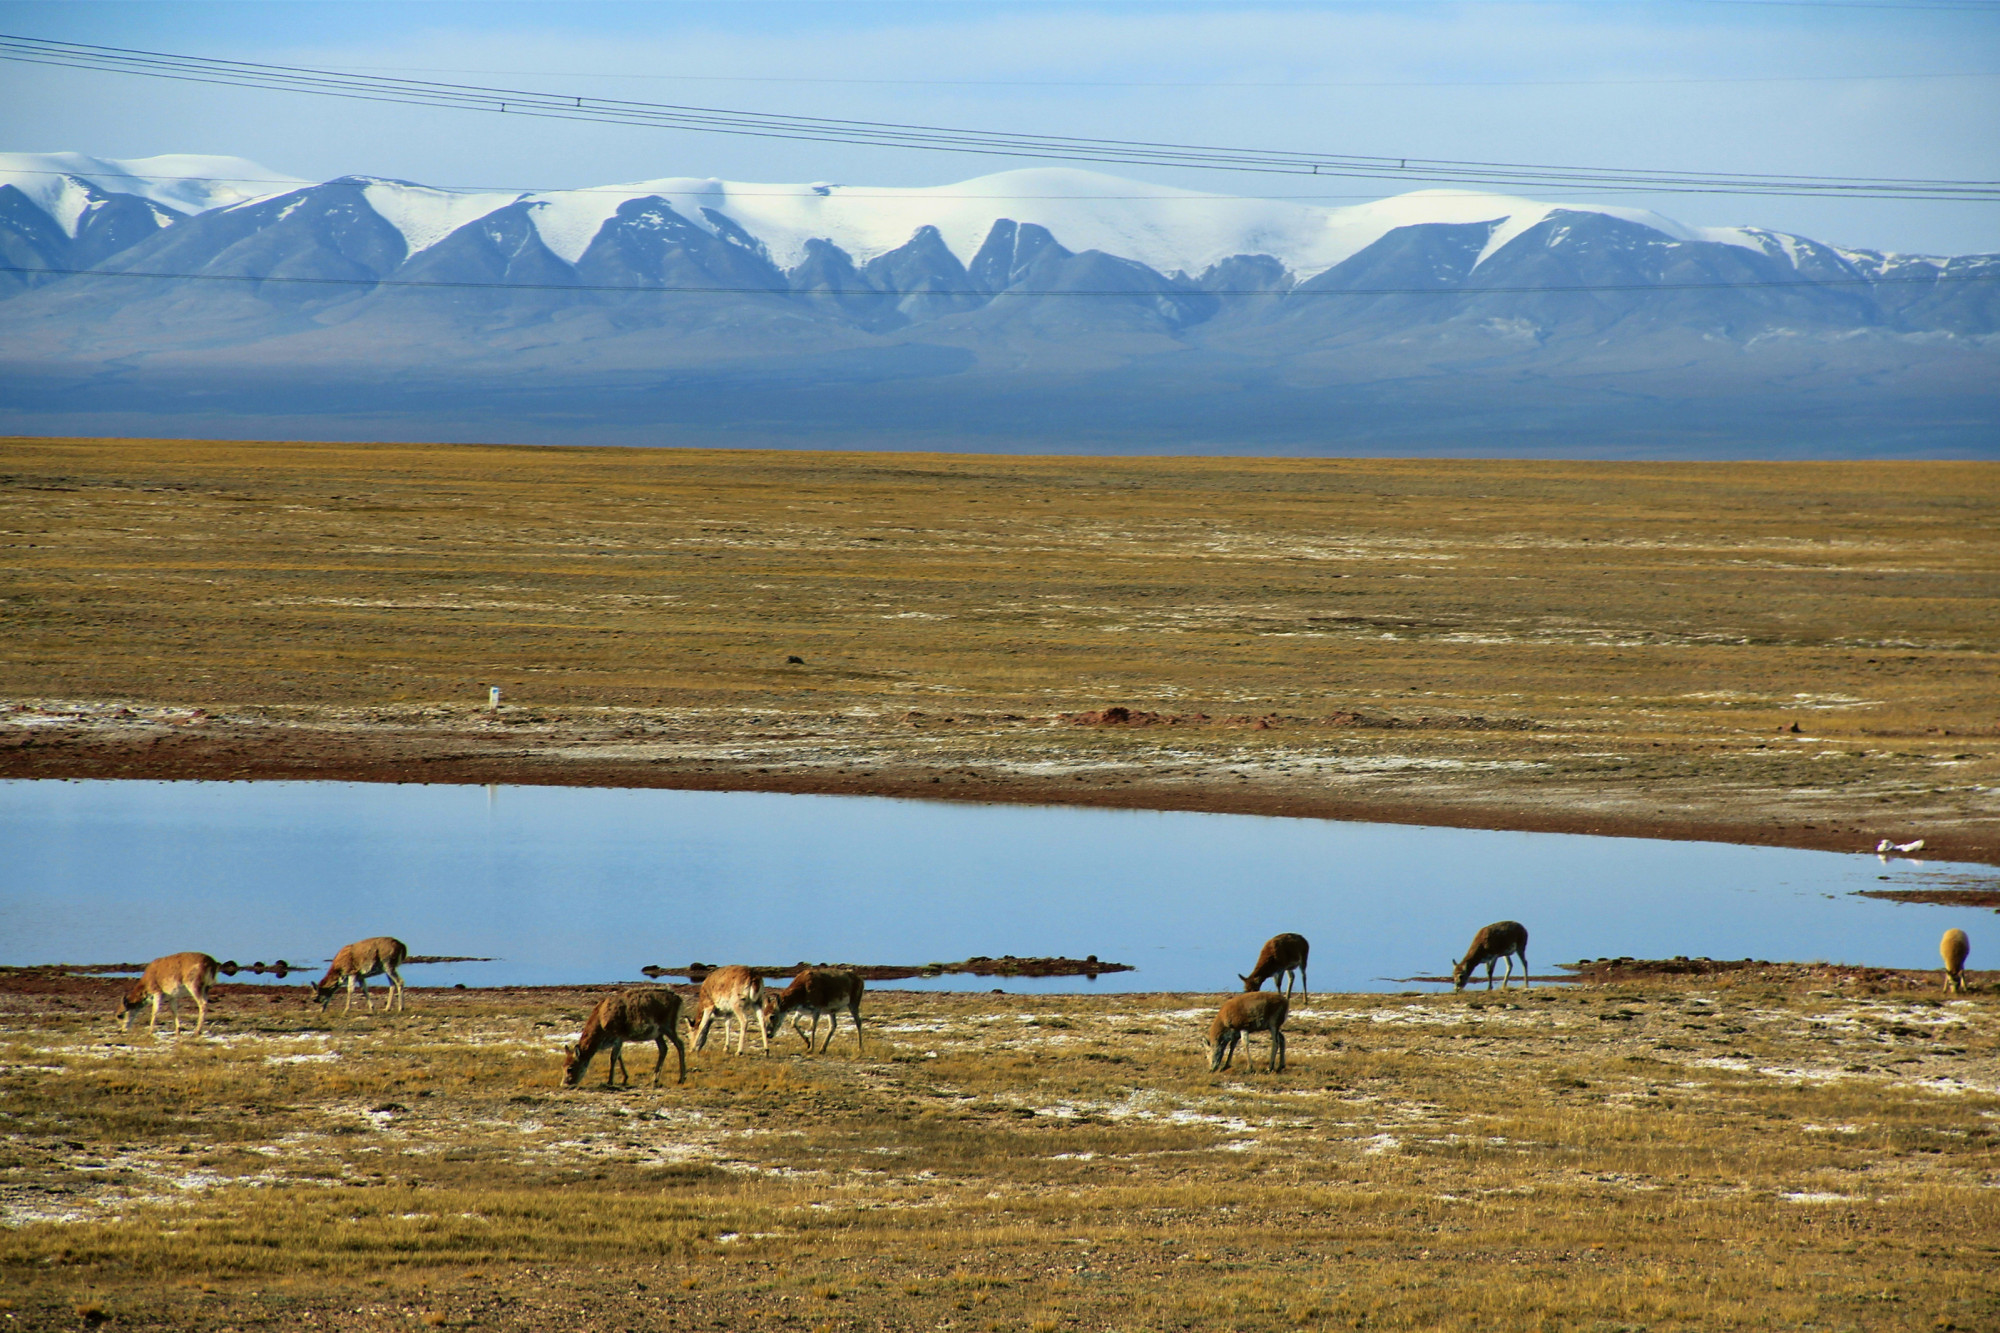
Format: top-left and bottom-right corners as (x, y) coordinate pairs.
(3, 34), (1996, 202)
(6, 264), (1992, 299)
(308, 63), (2000, 89)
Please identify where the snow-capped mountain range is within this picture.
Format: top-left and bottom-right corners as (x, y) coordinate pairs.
(3, 150), (1987, 298)
(1, 152), (1994, 455)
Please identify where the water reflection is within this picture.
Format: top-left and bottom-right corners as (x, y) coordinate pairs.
(1, 780), (1987, 992)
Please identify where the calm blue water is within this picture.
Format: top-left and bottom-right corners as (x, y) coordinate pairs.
(1, 780), (1988, 992)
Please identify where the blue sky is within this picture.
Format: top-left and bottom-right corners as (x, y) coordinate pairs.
(3, 1), (1997, 253)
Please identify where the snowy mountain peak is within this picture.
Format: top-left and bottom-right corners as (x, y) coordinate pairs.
(0, 152), (302, 234)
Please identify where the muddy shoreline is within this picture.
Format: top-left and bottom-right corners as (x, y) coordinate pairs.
(6, 721), (1995, 867)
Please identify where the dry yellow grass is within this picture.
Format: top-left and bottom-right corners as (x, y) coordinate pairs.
(2, 979), (1996, 1329)
(3, 437), (1997, 859)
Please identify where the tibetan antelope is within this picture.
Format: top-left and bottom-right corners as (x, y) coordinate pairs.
(312, 937), (410, 1014)
(562, 988), (686, 1088)
(762, 968), (866, 1054)
(1942, 928), (1970, 994)
(688, 965), (768, 1055)
(1452, 920), (1530, 992)
(1209, 990), (1288, 1073)
(119, 952), (219, 1036)
(1240, 932), (1309, 999)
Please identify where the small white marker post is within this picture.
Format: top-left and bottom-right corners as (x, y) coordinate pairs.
(487, 685), (502, 711)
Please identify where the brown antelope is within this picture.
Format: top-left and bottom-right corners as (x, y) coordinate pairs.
(119, 952), (219, 1036)
(1209, 991), (1288, 1073)
(687, 965), (768, 1055)
(312, 937), (410, 1014)
(562, 988), (686, 1088)
(1452, 920), (1530, 992)
(762, 968), (866, 1054)
(1240, 932), (1309, 999)
(1941, 928), (1970, 994)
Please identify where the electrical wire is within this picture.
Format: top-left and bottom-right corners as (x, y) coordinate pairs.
(302, 64), (2000, 90)
(4, 34), (1995, 201)
(0, 165), (1866, 206)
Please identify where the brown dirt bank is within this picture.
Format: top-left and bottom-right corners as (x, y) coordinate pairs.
(6, 706), (1997, 865)
(1857, 887), (2000, 909)
(4, 438), (1997, 864)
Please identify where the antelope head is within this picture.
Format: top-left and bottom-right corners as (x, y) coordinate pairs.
(1449, 960), (1471, 992)
(559, 1043), (586, 1088)
(117, 983), (147, 1029)
(759, 991), (784, 1040)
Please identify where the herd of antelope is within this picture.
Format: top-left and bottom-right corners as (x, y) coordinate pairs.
(559, 964), (870, 1087)
(117, 935), (411, 1037)
(115, 922), (1975, 1082)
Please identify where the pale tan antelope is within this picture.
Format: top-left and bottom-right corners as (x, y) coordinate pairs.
(118, 952), (219, 1036)
(1209, 991), (1288, 1073)
(1452, 920), (1530, 992)
(762, 968), (866, 1054)
(1942, 928), (1971, 995)
(312, 937), (410, 1014)
(562, 988), (686, 1088)
(688, 965), (768, 1055)
(1240, 932), (1309, 1000)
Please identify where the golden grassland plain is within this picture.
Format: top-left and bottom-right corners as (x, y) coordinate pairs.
(1, 978), (1996, 1331)
(2, 437), (1997, 861)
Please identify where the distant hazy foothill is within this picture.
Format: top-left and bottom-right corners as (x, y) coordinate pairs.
(1, 152), (1994, 456)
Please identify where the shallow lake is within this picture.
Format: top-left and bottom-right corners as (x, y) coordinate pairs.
(2, 779), (1989, 993)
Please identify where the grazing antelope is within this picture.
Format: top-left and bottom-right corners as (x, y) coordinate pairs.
(762, 968), (866, 1054)
(562, 988), (686, 1088)
(118, 952), (220, 1036)
(688, 965), (768, 1055)
(312, 937), (410, 1014)
(1209, 991), (1288, 1073)
(1240, 932), (1309, 1000)
(1452, 920), (1530, 992)
(1941, 928), (1970, 995)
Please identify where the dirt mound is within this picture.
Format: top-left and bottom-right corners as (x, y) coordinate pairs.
(1062, 705), (1537, 731)
(1063, 706), (1205, 726)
